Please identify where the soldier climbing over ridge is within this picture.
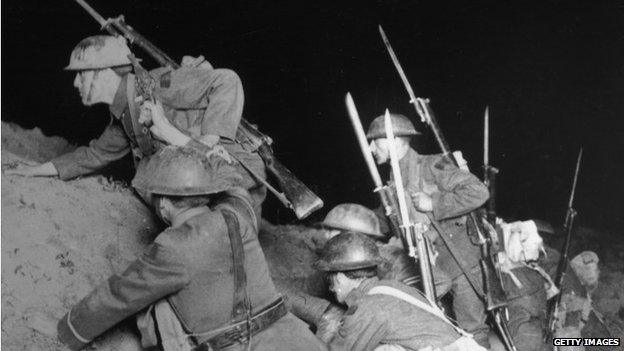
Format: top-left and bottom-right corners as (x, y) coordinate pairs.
(6, 35), (267, 218)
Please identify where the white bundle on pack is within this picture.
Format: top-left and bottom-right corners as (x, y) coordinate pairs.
(497, 220), (558, 297)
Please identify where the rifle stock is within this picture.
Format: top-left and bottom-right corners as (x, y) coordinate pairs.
(256, 144), (323, 219)
(74, 0), (324, 219)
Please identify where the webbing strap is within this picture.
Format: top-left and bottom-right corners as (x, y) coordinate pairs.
(367, 285), (471, 337)
(221, 208), (250, 323)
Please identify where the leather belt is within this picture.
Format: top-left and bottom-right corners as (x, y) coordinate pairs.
(195, 298), (287, 351)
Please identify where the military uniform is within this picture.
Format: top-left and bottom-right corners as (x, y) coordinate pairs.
(501, 266), (548, 351)
(51, 67), (266, 216)
(327, 277), (461, 351)
(394, 148), (490, 346)
(57, 190), (324, 351)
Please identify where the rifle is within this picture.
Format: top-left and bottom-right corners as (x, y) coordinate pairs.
(384, 109), (437, 304)
(73, 0), (323, 219)
(480, 105), (507, 310)
(544, 148), (583, 343)
(345, 93), (402, 239)
(379, 25), (517, 351)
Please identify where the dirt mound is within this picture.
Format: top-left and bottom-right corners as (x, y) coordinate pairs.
(259, 222), (328, 298)
(2, 150), (161, 350)
(1, 121), (76, 162)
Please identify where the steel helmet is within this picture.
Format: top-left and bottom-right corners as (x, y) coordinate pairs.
(65, 35), (133, 70)
(366, 113), (420, 140)
(314, 232), (383, 272)
(132, 146), (241, 196)
(321, 203), (384, 238)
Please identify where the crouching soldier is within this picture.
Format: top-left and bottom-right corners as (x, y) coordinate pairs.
(496, 220), (551, 350)
(284, 203), (423, 341)
(315, 232), (486, 351)
(55, 146), (325, 351)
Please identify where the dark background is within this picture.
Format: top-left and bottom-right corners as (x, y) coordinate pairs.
(3, 0), (623, 230)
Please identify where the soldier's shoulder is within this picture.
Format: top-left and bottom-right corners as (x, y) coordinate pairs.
(418, 153), (457, 171)
(154, 224), (192, 248)
(433, 154), (458, 171)
(156, 209), (222, 244)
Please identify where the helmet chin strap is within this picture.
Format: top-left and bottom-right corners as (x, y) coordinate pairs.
(155, 197), (172, 226)
(85, 70), (100, 104)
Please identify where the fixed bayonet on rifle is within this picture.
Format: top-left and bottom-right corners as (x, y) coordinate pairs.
(545, 148), (583, 342)
(483, 106), (499, 223)
(384, 110), (437, 304)
(379, 25), (516, 351)
(345, 93), (402, 238)
(73, 0), (323, 219)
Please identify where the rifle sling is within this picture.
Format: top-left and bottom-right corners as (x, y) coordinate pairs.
(126, 74), (156, 158)
(426, 213), (484, 299)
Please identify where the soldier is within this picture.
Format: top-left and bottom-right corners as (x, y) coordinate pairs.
(366, 113), (491, 347)
(49, 146), (324, 351)
(284, 203), (422, 341)
(6, 35), (266, 217)
(497, 220), (551, 351)
(315, 232), (485, 351)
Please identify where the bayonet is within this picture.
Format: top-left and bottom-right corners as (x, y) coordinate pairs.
(345, 93), (402, 238)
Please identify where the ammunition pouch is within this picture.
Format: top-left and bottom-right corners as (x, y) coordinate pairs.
(195, 297), (287, 351)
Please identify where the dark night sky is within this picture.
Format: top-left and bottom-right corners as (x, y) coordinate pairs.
(2, 0), (623, 229)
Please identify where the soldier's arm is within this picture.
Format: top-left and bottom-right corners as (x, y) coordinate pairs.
(429, 155), (489, 221)
(328, 301), (388, 351)
(51, 117), (131, 180)
(56, 237), (190, 351)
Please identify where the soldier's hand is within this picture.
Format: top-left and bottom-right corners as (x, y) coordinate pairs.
(411, 192), (433, 212)
(316, 304), (344, 343)
(4, 161), (59, 177)
(181, 55), (213, 70)
(26, 312), (58, 339)
(142, 101), (190, 147)
(138, 102), (153, 126)
(198, 134), (220, 148)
